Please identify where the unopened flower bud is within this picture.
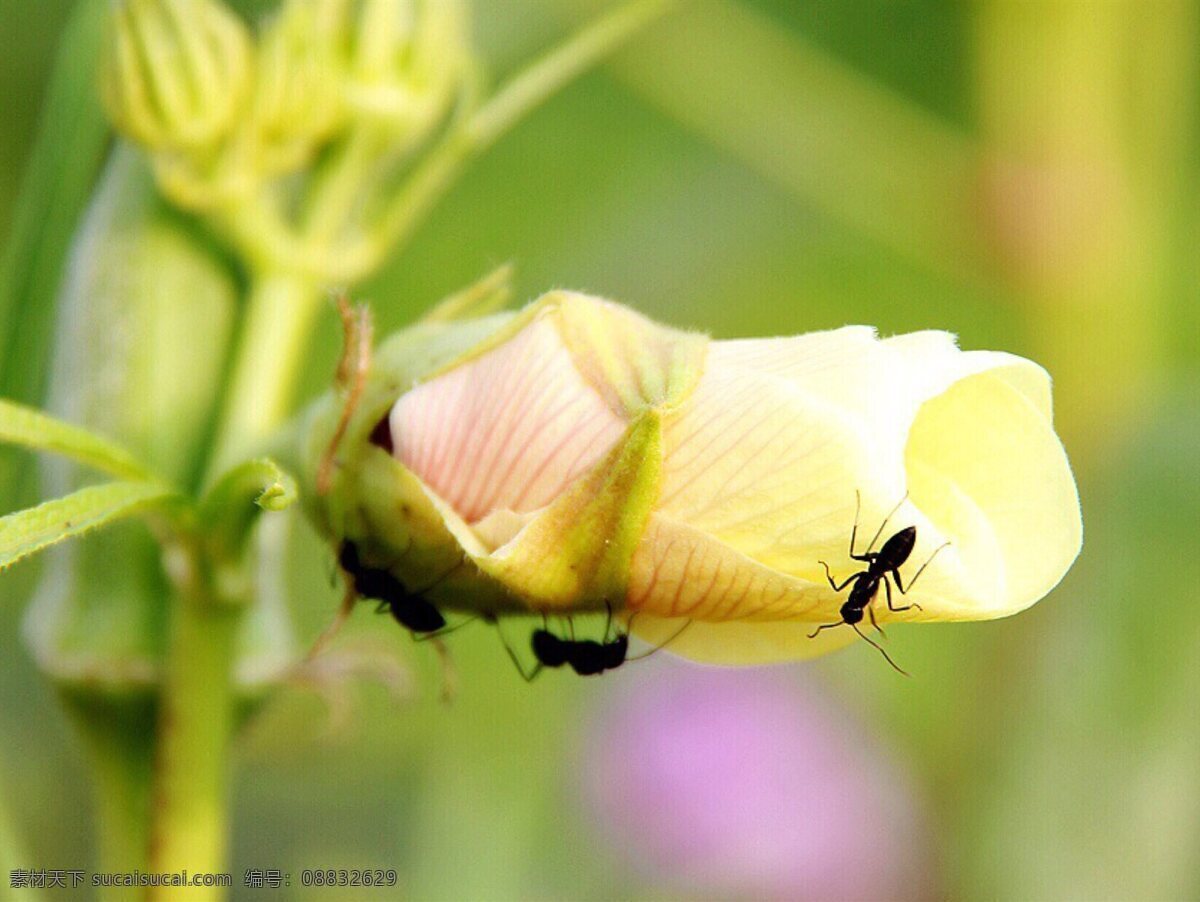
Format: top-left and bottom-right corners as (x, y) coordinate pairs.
(249, 0), (347, 176)
(337, 0), (471, 136)
(102, 0), (252, 152)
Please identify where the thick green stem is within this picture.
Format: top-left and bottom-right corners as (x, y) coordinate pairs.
(206, 271), (322, 479)
(0, 751), (43, 902)
(148, 587), (241, 901)
(66, 695), (156, 901)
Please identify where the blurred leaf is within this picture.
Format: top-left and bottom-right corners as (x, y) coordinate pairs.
(611, 0), (987, 285)
(0, 0), (109, 400)
(0, 481), (179, 573)
(368, 0), (674, 271)
(0, 398), (156, 482)
(0, 0), (110, 512)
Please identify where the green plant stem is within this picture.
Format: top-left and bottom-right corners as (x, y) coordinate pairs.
(358, 0), (675, 275)
(0, 753), (43, 902)
(66, 695), (156, 902)
(206, 271), (322, 480)
(148, 585), (240, 901)
(139, 5), (676, 892)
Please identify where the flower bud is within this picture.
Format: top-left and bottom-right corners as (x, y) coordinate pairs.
(101, 0), (252, 152)
(248, 0), (347, 177)
(337, 0), (471, 136)
(308, 292), (1081, 665)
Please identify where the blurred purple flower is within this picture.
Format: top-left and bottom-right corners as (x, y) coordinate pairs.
(579, 664), (934, 900)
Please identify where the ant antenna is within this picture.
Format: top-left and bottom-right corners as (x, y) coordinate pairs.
(901, 540), (951, 593)
(851, 623), (909, 677)
(428, 636), (459, 703)
(865, 490), (910, 555)
(318, 290), (374, 497)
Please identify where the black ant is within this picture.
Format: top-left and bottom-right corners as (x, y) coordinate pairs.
(338, 541), (447, 634)
(808, 492), (949, 675)
(501, 605), (689, 681)
(307, 541), (467, 700)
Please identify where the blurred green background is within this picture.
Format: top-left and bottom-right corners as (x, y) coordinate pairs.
(2, 1), (1199, 899)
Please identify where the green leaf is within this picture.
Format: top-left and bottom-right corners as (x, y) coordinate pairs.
(0, 0), (111, 509)
(0, 398), (157, 482)
(199, 458), (298, 558)
(0, 481), (180, 572)
(419, 263), (515, 324)
(0, 0), (110, 401)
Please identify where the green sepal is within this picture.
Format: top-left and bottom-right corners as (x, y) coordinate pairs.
(198, 457), (298, 562)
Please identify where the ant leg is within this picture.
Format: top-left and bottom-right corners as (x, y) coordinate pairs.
(851, 623), (909, 677)
(820, 561), (858, 592)
(602, 601), (614, 642)
(867, 602), (887, 638)
(411, 616), (479, 642)
(429, 637), (458, 703)
(847, 489), (862, 557)
(860, 491), (910, 559)
(808, 621), (845, 639)
(496, 623), (542, 683)
(894, 541), (950, 595)
(304, 581), (358, 661)
(627, 618), (694, 661)
(884, 576), (922, 614)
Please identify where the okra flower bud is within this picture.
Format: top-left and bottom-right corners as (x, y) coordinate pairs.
(309, 292), (1081, 665)
(101, 0), (252, 152)
(249, 0), (347, 177)
(337, 0), (471, 135)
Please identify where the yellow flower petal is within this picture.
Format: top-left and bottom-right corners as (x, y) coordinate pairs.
(904, 365), (1081, 619)
(655, 354), (895, 585)
(629, 612), (858, 666)
(627, 513), (825, 621)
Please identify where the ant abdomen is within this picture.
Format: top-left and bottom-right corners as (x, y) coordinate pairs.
(877, 525), (916, 570)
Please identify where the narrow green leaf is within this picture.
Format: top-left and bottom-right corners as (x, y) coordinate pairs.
(0, 1), (111, 511)
(199, 458), (298, 558)
(420, 263), (515, 324)
(368, 0), (674, 270)
(0, 398), (157, 482)
(610, 0), (986, 285)
(0, 0), (111, 400)
(0, 481), (180, 572)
